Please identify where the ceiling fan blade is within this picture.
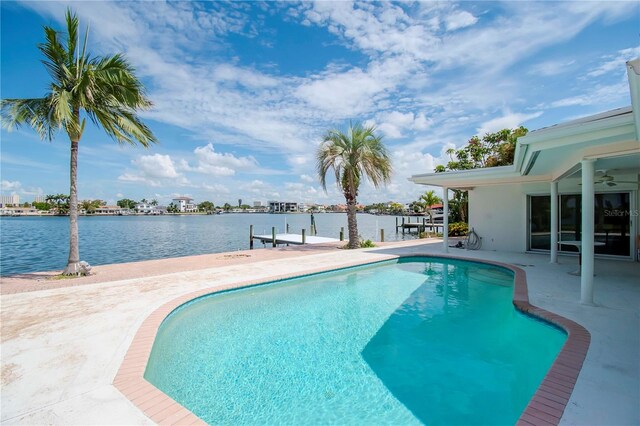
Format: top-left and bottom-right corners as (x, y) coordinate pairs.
(606, 182), (617, 187)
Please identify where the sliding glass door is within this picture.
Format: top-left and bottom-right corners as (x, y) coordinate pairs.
(528, 192), (631, 256)
(530, 195), (551, 250)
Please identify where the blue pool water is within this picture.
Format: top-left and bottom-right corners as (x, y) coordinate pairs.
(144, 257), (566, 425)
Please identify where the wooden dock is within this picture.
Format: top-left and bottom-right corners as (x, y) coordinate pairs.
(395, 216), (444, 234)
(253, 233), (339, 246)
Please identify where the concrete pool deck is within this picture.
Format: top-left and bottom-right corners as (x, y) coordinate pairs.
(1, 238), (638, 425)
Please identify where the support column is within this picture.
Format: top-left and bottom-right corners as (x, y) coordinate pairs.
(443, 187), (449, 253)
(550, 181), (559, 263)
(581, 159), (596, 305)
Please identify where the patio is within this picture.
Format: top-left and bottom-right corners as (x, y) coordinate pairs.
(1, 239), (638, 425)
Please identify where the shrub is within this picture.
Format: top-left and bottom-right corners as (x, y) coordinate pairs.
(360, 239), (376, 248)
(448, 222), (469, 236)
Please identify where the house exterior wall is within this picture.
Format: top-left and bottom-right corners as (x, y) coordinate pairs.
(468, 181), (638, 255)
(468, 184), (529, 252)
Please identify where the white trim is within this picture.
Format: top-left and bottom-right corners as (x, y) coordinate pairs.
(520, 107), (633, 145)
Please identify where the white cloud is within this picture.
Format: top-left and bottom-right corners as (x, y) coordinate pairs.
(213, 64), (280, 89)
(200, 183), (230, 194)
(119, 154), (189, 187)
(476, 111), (543, 135)
(444, 10), (478, 31)
(135, 154), (181, 179)
(586, 47), (640, 78)
(529, 59), (577, 77)
(1, 180), (21, 191)
(187, 143), (258, 176)
(548, 80), (630, 109)
(300, 174), (315, 183)
(373, 111), (433, 139)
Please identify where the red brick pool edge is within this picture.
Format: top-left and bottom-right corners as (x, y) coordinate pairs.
(113, 253), (590, 426)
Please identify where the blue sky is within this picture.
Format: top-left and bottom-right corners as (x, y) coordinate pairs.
(1, 1), (638, 206)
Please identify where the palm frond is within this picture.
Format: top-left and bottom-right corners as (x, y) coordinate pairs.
(38, 26), (70, 84)
(65, 8), (78, 66)
(1, 97), (59, 140)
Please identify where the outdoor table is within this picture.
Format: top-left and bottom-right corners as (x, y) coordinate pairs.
(559, 240), (606, 275)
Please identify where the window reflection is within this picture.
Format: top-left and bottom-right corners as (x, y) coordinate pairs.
(529, 192), (630, 256)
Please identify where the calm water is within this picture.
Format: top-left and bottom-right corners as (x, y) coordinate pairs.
(145, 257), (566, 425)
(0, 213), (416, 276)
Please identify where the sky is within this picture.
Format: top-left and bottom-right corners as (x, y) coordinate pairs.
(1, 1), (639, 206)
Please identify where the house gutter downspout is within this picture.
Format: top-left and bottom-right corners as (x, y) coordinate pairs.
(626, 58), (640, 141)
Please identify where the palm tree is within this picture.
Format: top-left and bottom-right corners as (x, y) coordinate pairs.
(420, 190), (442, 224)
(1, 9), (156, 275)
(317, 122), (392, 249)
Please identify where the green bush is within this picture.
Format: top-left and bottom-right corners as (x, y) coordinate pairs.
(448, 222), (469, 236)
(360, 239), (376, 248)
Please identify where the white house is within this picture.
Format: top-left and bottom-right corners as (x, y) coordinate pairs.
(410, 59), (640, 305)
(171, 196), (197, 213)
(135, 202), (160, 214)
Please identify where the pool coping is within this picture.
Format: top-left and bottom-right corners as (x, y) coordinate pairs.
(113, 252), (590, 426)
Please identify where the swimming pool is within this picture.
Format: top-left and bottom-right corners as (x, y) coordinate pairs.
(144, 257), (566, 425)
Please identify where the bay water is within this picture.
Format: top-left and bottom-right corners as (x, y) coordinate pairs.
(0, 213), (419, 276)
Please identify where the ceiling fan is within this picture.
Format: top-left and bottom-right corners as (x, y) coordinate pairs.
(591, 170), (637, 187)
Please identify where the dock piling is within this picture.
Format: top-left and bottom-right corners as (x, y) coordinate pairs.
(272, 227), (276, 247)
(340, 227), (344, 241)
(302, 229), (306, 244)
(402, 217), (405, 234)
(380, 229), (384, 242)
(249, 225), (254, 250)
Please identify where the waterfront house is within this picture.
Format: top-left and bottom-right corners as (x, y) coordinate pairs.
(0, 206), (40, 216)
(268, 201), (299, 213)
(89, 205), (131, 215)
(135, 202), (158, 215)
(410, 59), (640, 304)
(171, 197), (197, 213)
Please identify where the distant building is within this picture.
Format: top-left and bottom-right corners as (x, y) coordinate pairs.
(33, 195), (47, 203)
(93, 205), (130, 215)
(0, 194), (20, 207)
(328, 204), (347, 213)
(135, 202), (155, 214)
(253, 201), (262, 207)
(0, 206), (39, 216)
(268, 201), (299, 213)
(172, 196), (197, 213)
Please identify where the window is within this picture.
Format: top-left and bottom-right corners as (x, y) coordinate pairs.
(528, 192), (630, 257)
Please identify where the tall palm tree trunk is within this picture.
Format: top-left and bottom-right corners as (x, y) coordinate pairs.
(63, 139), (81, 275)
(345, 192), (359, 249)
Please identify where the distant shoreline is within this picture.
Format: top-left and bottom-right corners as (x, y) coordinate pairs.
(1, 211), (428, 218)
